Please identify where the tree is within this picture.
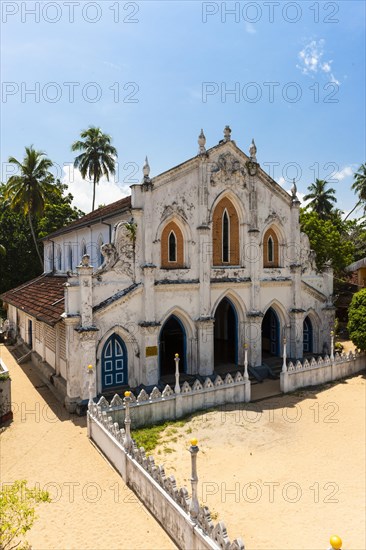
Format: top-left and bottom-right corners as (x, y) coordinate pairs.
(344, 163), (366, 221)
(304, 179), (337, 218)
(348, 288), (366, 351)
(4, 146), (54, 269)
(0, 479), (50, 550)
(0, 180), (83, 296)
(299, 210), (354, 274)
(71, 126), (117, 212)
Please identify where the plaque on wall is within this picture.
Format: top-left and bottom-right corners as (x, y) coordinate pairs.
(146, 346), (158, 357)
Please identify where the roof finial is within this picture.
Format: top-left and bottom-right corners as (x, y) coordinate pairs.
(249, 138), (257, 162)
(198, 129), (206, 155)
(291, 178), (300, 204)
(143, 156), (150, 179)
(223, 125), (231, 142)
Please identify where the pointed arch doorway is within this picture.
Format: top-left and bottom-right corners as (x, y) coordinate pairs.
(159, 315), (186, 376)
(303, 316), (313, 354)
(101, 334), (128, 391)
(214, 298), (238, 367)
(261, 308), (280, 357)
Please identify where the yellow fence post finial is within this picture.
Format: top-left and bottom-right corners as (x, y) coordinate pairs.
(329, 535), (342, 550)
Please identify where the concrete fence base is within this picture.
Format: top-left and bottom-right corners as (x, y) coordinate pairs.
(281, 351), (365, 393)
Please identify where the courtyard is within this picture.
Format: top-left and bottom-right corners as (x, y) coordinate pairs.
(149, 373), (366, 550)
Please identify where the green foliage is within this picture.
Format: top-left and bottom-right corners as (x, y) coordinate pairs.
(299, 210), (354, 274)
(0, 480), (50, 550)
(348, 288), (366, 351)
(334, 342), (344, 353)
(303, 179), (337, 219)
(132, 418), (187, 453)
(4, 146), (55, 267)
(71, 126), (118, 211)
(0, 180), (83, 296)
(124, 221), (137, 242)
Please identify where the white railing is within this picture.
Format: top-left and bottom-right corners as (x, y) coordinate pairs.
(87, 388), (245, 550)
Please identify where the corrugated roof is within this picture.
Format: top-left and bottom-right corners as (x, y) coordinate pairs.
(1, 274), (67, 326)
(42, 195), (131, 240)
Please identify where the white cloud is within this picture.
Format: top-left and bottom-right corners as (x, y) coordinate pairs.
(297, 39), (340, 84)
(62, 166), (130, 214)
(333, 165), (353, 181)
(245, 23), (256, 34)
(277, 176), (286, 186)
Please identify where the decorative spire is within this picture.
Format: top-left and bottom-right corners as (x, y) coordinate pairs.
(249, 138), (257, 163)
(291, 178), (297, 197)
(223, 125), (231, 142)
(143, 156), (150, 179)
(198, 129), (206, 155)
(291, 178), (300, 204)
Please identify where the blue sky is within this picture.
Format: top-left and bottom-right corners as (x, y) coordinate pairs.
(1, 0), (365, 215)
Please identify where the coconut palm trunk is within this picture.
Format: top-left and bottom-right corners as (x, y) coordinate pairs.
(28, 210), (44, 268)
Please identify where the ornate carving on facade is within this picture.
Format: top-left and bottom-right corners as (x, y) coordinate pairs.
(80, 254), (90, 267)
(210, 152), (247, 187)
(96, 243), (119, 274)
(160, 201), (188, 223)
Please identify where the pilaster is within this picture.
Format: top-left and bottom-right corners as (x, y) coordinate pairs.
(245, 313), (263, 367)
(197, 225), (211, 318)
(196, 317), (214, 376)
(138, 323), (161, 386)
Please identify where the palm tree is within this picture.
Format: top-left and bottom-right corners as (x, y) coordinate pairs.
(304, 179), (337, 218)
(344, 163), (366, 221)
(71, 126), (118, 211)
(4, 146), (54, 268)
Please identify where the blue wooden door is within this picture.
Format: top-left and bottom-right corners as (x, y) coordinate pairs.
(102, 334), (128, 390)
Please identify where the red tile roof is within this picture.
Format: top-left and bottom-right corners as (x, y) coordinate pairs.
(1, 274), (67, 326)
(42, 195), (131, 240)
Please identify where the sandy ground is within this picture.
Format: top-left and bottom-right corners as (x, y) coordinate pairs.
(0, 345), (175, 550)
(153, 374), (366, 550)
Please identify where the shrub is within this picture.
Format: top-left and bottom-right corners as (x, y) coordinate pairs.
(348, 288), (366, 351)
(0, 480), (50, 550)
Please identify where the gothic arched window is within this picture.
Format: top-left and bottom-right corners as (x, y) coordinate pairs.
(263, 228), (280, 267)
(212, 197), (239, 266)
(168, 231), (177, 262)
(161, 221), (184, 268)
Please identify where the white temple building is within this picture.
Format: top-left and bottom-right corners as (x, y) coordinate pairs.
(1, 127), (335, 411)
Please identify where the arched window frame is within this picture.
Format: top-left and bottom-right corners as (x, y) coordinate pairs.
(161, 221), (184, 269)
(57, 246), (62, 271)
(168, 230), (177, 263)
(263, 227), (280, 268)
(98, 235), (104, 266)
(212, 197), (239, 266)
(81, 240), (87, 259)
(68, 245), (73, 270)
